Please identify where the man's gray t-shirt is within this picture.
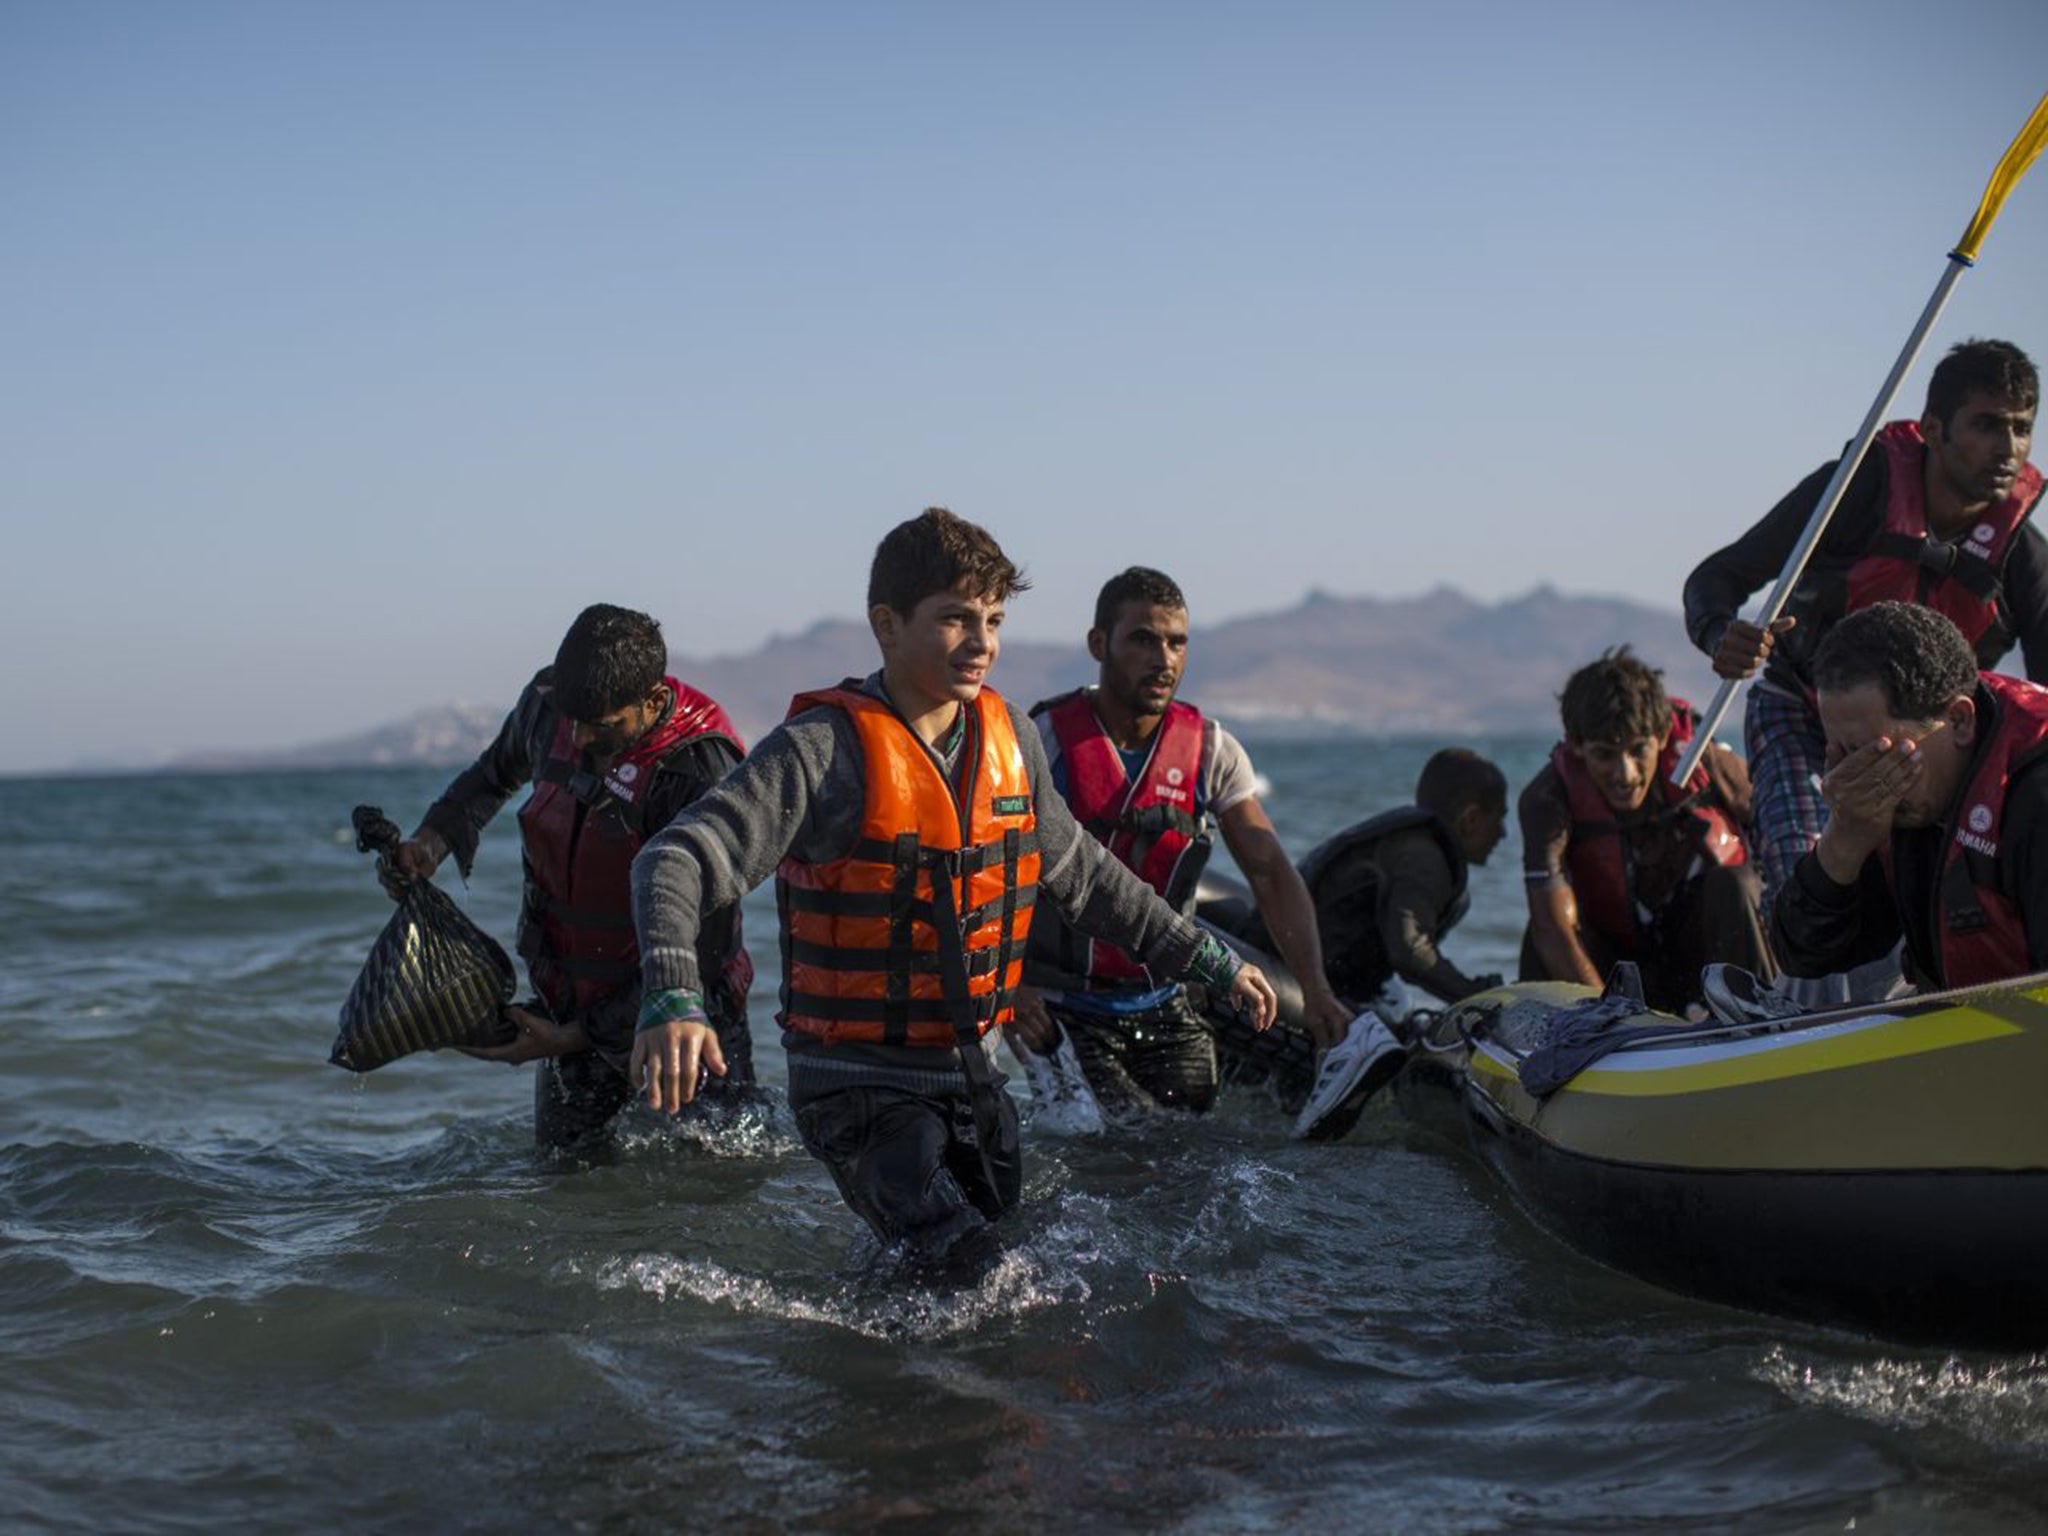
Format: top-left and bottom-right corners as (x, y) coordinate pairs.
(1033, 690), (1260, 821)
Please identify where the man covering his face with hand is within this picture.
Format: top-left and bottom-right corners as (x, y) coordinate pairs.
(1773, 600), (2048, 990)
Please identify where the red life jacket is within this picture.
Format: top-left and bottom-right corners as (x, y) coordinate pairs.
(1842, 420), (2044, 644)
(1554, 699), (1748, 948)
(1036, 689), (1212, 985)
(776, 686), (1041, 1048)
(1904, 673), (2048, 988)
(517, 678), (745, 1019)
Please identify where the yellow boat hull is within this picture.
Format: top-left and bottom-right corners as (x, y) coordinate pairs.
(1399, 976), (2048, 1348)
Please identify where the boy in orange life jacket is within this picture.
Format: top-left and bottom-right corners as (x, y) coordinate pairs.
(628, 510), (1277, 1265)
(1008, 565), (1353, 1120)
(1519, 648), (1774, 1015)
(384, 603), (755, 1150)
(1773, 601), (2048, 989)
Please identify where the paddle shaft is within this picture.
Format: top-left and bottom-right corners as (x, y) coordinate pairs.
(1671, 255), (1969, 784)
(1676, 89), (2048, 783)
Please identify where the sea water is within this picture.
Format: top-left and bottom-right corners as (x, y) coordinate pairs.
(4, 741), (2047, 1534)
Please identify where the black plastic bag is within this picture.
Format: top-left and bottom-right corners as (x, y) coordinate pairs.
(330, 805), (518, 1072)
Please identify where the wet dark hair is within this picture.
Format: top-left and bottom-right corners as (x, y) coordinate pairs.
(1558, 648), (1671, 745)
(1092, 566), (1187, 634)
(1926, 338), (2037, 430)
(1416, 747), (1507, 822)
(867, 507), (1029, 617)
(552, 604), (667, 721)
(1812, 601), (1978, 721)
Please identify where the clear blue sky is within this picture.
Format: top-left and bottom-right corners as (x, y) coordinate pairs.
(3, 1), (2045, 773)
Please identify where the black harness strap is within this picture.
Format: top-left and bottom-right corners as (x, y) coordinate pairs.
(1866, 530), (2006, 603)
(790, 857), (1039, 925)
(783, 937), (1010, 978)
(885, 831), (921, 1046)
(1942, 846), (1998, 935)
(960, 885), (1036, 928)
(996, 827), (1021, 1019)
(846, 830), (1041, 868)
(778, 993), (979, 1025)
(927, 846), (1008, 1192)
(1083, 805), (1203, 842)
(782, 884), (923, 920)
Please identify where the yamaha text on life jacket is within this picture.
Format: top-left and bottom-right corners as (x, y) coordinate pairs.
(1887, 672), (2048, 988)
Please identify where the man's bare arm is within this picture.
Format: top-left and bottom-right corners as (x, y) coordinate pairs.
(1218, 797), (1351, 1048)
(1526, 879), (1602, 988)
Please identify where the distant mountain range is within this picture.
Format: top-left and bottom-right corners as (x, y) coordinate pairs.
(169, 702), (513, 773)
(168, 586), (1718, 771)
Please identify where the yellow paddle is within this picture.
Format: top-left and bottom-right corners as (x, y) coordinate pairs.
(1675, 89), (2048, 786)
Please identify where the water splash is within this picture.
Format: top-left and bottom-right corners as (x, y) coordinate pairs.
(610, 1097), (801, 1161)
(577, 1175), (1167, 1341)
(1756, 1345), (2048, 1453)
(590, 1245), (1081, 1342)
(1168, 1154), (1294, 1265)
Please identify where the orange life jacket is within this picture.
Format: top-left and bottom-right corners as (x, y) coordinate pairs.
(776, 685), (1041, 1048)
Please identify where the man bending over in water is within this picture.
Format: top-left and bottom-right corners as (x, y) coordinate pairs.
(391, 603), (755, 1150)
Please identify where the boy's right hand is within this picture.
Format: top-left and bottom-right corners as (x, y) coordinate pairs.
(1229, 964), (1279, 1032)
(630, 1018), (727, 1115)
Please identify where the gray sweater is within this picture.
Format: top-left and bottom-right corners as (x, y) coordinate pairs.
(631, 675), (1231, 1100)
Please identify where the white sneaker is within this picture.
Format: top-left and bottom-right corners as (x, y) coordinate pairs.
(1701, 964), (1807, 1025)
(1013, 1027), (1104, 1135)
(1291, 1008), (1408, 1143)
(1370, 974), (1415, 1029)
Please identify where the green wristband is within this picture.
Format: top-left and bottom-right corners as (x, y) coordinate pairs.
(636, 988), (709, 1035)
(1185, 932), (1244, 991)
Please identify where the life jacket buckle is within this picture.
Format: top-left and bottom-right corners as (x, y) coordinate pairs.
(928, 846), (981, 879)
(1915, 538), (1962, 579)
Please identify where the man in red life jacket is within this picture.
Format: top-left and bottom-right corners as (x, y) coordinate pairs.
(387, 604), (755, 1150)
(1685, 340), (2045, 910)
(1773, 602), (2048, 989)
(1009, 566), (1359, 1125)
(1519, 648), (1774, 1015)
(628, 512), (1277, 1268)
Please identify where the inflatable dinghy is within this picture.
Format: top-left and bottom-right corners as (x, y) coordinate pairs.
(1396, 974), (2048, 1348)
